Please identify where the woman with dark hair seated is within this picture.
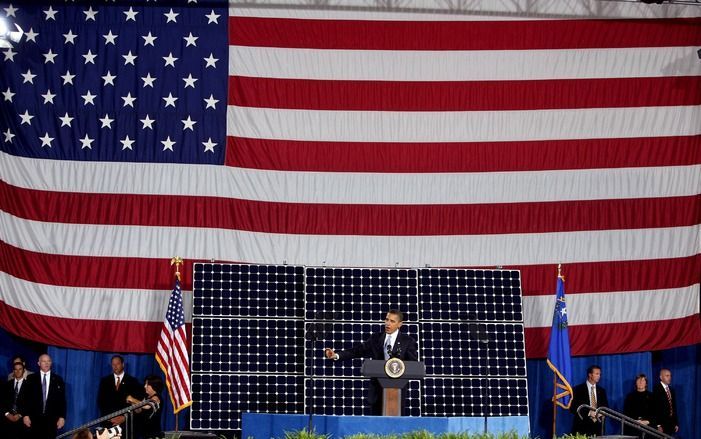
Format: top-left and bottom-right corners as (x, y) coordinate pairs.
(126, 375), (163, 439)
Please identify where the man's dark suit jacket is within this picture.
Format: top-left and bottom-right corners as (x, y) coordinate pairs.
(337, 331), (418, 415)
(569, 382), (608, 436)
(1, 378), (25, 439)
(97, 373), (142, 417)
(652, 382), (678, 434)
(18, 371), (66, 439)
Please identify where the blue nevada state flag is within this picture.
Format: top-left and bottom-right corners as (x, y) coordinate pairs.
(547, 274), (573, 409)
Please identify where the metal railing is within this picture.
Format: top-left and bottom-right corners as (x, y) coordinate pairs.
(56, 399), (159, 439)
(576, 404), (673, 439)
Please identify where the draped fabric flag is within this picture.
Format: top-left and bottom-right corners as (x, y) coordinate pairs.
(547, 275), (573, 409)
(0, 1), (700, 357)
(156, 277), (192, 413)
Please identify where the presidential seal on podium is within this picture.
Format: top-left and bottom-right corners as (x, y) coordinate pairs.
(384, 358), (406, 378)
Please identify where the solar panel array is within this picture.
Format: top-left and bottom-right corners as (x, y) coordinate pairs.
(191, 263), (527, 431)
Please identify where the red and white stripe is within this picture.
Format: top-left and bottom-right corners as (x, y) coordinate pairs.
(1, 0), (700, 357)
(155, 284), (192, 413)
(156, 330), (192, 411)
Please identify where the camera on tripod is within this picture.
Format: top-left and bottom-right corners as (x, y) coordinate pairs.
(95, 425), (122, 439)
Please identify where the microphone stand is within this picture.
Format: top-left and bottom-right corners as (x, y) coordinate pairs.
(482, 328), (494, 435)
(468, 321), (491, 434)
(306, 316), (328, 434)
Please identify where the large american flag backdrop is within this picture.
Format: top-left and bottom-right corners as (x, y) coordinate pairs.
(0, 0), (700, 359)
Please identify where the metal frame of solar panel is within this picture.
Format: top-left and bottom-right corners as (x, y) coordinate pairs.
(191, 263), (527, 431)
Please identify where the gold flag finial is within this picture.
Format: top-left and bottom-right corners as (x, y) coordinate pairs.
(557, 263), (563, 280)
(170, 256), (183, 281)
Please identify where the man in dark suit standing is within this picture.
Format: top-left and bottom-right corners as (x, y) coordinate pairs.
(569, 365), (608, 436)
(2, 361), (27, 439)
(97, 355), (142, 437)
(19, 354), (66, 439)
(652, 368), (679, 435)
(324, 309), (418, 415)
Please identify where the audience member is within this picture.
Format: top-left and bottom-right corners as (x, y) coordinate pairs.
(126, 375), (163, 439)
(97, 355), (142, 436)
(72, 428), (95, 439)
(623, 373), (654, 437)
(2, 361), (27, 439)
(652, 368), (679, 435)
(18, 354), (66, 439)
(569, 365), (608, 436)
(6, 356), (32, 381)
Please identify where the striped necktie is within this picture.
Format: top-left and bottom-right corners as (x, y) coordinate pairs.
(665, 386), (673, 416)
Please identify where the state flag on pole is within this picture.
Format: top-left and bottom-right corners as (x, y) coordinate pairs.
(547, 274), (573, 409)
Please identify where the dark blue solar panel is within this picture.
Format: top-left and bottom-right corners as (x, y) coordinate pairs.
(304, 322), (420, 377)
(418, 269), (522, 321)
(422, 377), (486, 417)
(191, 264), (528, 430)
(192, 263), (304, 317)
(423, 377), (528, 417)
(305, 267), (419, 321)
(486, 378), (530, 416)
(304, 378), (422, 417)
(192, 318), (304, 374)
(190, 374), (304, 431)
(421, 322), (526, 377)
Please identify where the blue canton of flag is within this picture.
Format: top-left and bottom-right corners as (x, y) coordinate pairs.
(547, 274), (573, 409)
(0, 1), (227, 165)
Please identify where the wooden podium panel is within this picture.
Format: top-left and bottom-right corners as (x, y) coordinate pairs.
(382, 388), (402, 416)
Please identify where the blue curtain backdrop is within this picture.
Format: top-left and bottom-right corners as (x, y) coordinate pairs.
(529, 344), (700, 438)
(0, 328), (188, 433)
(1, 327), (698, 438)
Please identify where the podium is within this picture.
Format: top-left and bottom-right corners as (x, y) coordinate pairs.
(361, 359), (425, 416)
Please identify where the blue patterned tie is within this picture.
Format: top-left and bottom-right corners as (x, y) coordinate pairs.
(42, 374), (47, 413)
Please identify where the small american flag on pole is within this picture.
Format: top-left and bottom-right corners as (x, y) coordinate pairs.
(156, 259), (192, 413)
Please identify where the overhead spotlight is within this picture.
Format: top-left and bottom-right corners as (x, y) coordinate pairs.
(0, 18), (23, 48)
(640, 0), (665, 3)
(697, 48), (701, 60)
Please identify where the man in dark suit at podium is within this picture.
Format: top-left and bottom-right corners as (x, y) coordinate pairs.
(324, 309), (418, 415)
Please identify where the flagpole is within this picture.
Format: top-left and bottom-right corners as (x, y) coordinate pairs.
(552, 374), (557, 439)
(170, 256), (183, 433)
(548, 263), (573, 439)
